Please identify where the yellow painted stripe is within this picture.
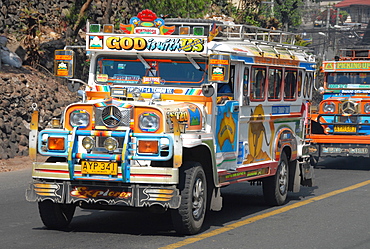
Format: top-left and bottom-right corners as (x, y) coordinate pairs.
(160, 180), (370, 249)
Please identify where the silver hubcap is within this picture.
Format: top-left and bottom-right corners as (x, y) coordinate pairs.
(278, 162), (288, 195)
(192, 177), (204, 219)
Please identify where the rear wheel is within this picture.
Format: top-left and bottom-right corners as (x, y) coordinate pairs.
(263, 152), (289, 206)
(171, 162), (207, 235)
(38, 200), (76, 230)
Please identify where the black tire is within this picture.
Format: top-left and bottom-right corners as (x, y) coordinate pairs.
(171, 162), (207, 235)
(38, 200), (76, 230)
(263, 152), (289, 206)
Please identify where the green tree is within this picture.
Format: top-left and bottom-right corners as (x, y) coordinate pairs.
(142, 0), (212, 18)
(274, 0), (303, 30)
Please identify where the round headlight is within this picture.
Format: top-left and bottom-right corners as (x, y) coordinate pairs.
(364, 103), (370, 114)
(82, 136), (95, 150)
(70, 111), (90, 127)
(104, 137), (118, 152)
(139, 113), (159, 132)
(323, 102), (335, 113)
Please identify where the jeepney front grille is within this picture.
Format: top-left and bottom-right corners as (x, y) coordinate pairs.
(95, 106), (131, 127)
(340, 100), (358, 115)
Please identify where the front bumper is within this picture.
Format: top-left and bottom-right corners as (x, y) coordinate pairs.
(310, 143), (370, 157)
(26, 179), (181, 209)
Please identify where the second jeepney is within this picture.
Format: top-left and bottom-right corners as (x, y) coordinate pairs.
(308, 48), (370, 163)
(26, 10), (315, 234)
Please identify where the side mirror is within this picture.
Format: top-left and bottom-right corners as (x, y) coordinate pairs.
(201, 84), (215, 97)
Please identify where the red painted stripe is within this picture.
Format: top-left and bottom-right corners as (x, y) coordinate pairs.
(131, 174), (172, 178)
(36, 169), (69, 174)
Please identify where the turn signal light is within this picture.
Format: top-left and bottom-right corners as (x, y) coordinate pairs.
(138, 140), (158, 154)
(48, 137), (65, 150)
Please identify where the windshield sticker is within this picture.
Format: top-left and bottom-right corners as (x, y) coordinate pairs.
(329, 84), (370, 89)
(142, 77), (161, 84)
(102, 60), (114, 66)
(113, 75), (140, 83)
(118, 63), (126, 70)
(121, 86), (175, 94)
(341, 90), (370, 94)
(97, 74), (108, 82)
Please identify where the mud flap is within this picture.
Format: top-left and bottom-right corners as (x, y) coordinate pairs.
(210, 187), (222, 211)
(301, 160), (314, 187)
(288, 160), (301, 193)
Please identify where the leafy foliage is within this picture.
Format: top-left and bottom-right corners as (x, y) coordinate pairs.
(274, 0), (303, 29)
(19, 6), (44, 67)
(142, 0), (212, 18)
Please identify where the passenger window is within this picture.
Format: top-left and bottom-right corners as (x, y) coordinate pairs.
(303, 73), (309, 98)
(243, 68), (249, 96)
(297, 71), (303, 97)
(251, 67), (266, 100)
(268, 68), (282, 101)
(284, 70), (297, 100)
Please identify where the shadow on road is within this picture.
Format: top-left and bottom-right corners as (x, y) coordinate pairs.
(34, 182), (316, 236)
(316, 157), (370, 170)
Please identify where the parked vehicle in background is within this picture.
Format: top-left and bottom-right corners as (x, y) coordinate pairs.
(26, 9), (315, 234)
(308, 48), (370, 165)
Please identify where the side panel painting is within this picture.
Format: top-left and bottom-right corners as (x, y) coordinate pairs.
(215, 100), (239, 169)
(243, 104), (273, 164)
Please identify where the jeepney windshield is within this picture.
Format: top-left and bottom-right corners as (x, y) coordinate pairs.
(95, 56), (208, 86)
(326, 72), (370, 88)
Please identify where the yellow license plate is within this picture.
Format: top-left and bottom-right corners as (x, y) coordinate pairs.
(334, 125), (356, 133)
(81, 161), (118, 175)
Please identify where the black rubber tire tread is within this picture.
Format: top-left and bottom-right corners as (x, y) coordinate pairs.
(38, 200), (76, 230)
(262, 152), (289, 206)
(171, 161), (207, 235)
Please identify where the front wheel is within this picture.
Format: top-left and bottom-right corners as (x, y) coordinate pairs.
(263, 152), (289, 206)
(171, 162), (207, 235)
(38, 200), (76, 230)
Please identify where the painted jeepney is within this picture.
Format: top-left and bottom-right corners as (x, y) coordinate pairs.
(308, 48), (370, 162)
(26, 10), (315, 234)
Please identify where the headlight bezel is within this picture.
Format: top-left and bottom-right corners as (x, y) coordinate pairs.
(322, 102), (336, 113)
(364, 103), (370, 114)
(70, 110), (90, 128)
(139, 112), (160, 132)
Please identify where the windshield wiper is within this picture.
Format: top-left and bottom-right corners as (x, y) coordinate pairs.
(186, 55), (205, 72)
(137, 54), (151, 69)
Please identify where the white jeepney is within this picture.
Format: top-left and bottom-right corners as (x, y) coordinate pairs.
(26, 9), (315, 234)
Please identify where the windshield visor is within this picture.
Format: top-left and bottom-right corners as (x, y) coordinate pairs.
(95, 56), (207, 86)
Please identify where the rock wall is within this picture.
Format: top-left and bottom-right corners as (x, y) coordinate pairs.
(0, 0), (142, 78)
(0, 0), (135, 35)
(0, 66), (78, 159)
(0, 0), (143, 159)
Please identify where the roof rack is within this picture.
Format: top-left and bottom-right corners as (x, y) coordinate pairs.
(164, 19), (305, 52)
(339, 48), (370, 60)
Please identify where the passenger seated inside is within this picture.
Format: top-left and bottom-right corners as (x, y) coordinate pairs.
(218, 83), (232, 94)
(217, 83), (233, 104)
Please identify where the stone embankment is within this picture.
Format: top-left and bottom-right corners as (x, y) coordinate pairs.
(0, 66), (78, 159)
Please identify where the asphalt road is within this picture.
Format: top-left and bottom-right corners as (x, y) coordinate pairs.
(1, 157), (370, 249)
